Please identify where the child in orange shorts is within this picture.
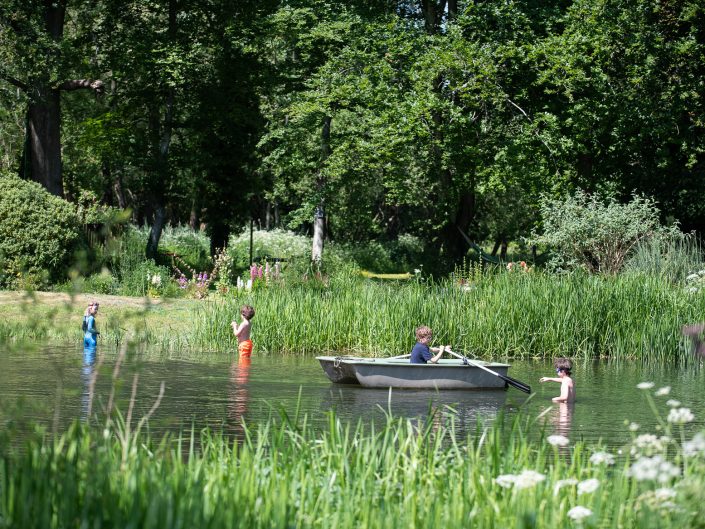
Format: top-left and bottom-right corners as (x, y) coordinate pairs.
(231, 305), (255, 358)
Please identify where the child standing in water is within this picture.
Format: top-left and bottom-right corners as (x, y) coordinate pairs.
(82, 301), (100, 349)
(540, 357), (576, 403)
(231, 305), (255, 359)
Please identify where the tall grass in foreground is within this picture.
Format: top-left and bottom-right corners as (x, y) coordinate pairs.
(2, 391), (704, 529)
(195, 272), (705, 361)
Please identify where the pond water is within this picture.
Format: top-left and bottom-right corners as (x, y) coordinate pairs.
(1, 344), (703, 449)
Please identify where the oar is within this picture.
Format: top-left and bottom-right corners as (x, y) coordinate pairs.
(446, 349), (532, 394)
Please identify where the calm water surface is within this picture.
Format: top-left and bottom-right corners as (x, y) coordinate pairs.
(1, 344), (703, 448)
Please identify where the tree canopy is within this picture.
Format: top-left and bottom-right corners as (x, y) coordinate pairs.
(1, 0), (703, 268)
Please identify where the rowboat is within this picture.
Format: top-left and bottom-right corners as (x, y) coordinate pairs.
(316, 356), (512, 390)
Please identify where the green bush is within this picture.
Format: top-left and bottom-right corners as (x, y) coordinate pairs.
(0, 175), (83, 287)
(228, 228), (310, 269)
(531, 190), (679, 274)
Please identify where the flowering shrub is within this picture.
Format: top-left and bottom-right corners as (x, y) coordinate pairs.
(685, 270), (705, 293)
(173, 256), (212, 299)
(506, 261), (529, 273)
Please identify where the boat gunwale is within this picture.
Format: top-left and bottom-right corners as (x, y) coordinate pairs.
(315, 356), (510, 368)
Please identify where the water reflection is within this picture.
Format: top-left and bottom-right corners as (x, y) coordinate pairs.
(318, 386), (510, 431)
(228, 357), (251, 433)
(2, 346), (704, 449)
(81, 347), (97, 422)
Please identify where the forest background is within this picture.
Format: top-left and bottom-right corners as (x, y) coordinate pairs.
(1, 0), (704, 286)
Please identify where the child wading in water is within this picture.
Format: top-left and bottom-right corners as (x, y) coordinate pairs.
(82, 301), (100, 349)
(231, 305), (255, 359)
(540, 357), (576, 402)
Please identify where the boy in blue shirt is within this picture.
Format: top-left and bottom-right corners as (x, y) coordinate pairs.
(410, 325), (448, 364)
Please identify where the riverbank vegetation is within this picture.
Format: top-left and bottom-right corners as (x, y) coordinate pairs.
(1, 387), (704, 529)
(2, 267), (703, 362)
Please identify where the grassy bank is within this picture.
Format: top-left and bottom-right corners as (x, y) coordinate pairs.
(1, 394), (704, 528)
(1, 271), (703, 361)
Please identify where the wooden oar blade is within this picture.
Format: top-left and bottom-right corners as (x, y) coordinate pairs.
(498, 373), (531, 394)
(447, 349), (532, 393)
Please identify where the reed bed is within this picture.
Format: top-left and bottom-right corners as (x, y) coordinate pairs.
(194, 272), (704, 362)
(1, 272), (703, 361)
(2, 393), (704, 529)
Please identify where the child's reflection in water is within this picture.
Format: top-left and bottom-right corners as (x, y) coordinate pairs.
(228, 357), (251, 435)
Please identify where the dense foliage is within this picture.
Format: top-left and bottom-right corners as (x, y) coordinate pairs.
(531, 192), (680, 274)
(0, 0), (703, 269)
(0, 176), (82, 287)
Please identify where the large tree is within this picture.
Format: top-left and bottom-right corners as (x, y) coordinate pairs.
(0, 0), (104, 196)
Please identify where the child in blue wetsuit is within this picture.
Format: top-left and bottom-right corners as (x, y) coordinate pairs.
(410, 325), (448, 364)
(82, 302), (100, 349)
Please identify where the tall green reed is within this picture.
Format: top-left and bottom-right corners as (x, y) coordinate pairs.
(194, 272), (704, 362)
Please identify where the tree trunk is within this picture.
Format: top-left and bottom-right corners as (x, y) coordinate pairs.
(189, 197), (200, 231)
(312, 115), (331, 264)
(448, 0), (458, 18)
(500, 238), (508, 261)
(420, 0), (447, 34)
(27, 84), (63, 196)
(145, 0), (176, 260)
(312, 205), (325, 263)
(439, 190), (476, 261)
(146, 203), (167, 260)
(209, 222), (230, 257)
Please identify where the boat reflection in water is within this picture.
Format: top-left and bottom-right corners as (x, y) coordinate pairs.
(316, 384), (516, 436)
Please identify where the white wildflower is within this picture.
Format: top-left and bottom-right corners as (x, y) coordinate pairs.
(577, 478), (600, 495)
(567, 506), (592, 522)
(553, 478), (578, 494)
(628, 455), (680, 483)
(151, 274), (162, 287)
(654, 488), (677, 502)
(666, 399), (681, 408)
(631, 434), (670, 456)
(246, 279), (253, 291)
(637, 488), (680, 513)
(629, 422), (640, 432)
(547, 434), (570, 447)
(495, 474), (516, 488)
(683, 433), (705, 457)
(495, 470), (546, 490)
(513, 470), (546, 489)
(686, 273), (699, 281)
(589, 451), (615, 466)
(667, 407), (694, 424)
(637, 382), (655, 390)
(654, 386), (671, 396)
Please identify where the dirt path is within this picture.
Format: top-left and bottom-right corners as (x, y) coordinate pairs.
(0, 291), (194, 310)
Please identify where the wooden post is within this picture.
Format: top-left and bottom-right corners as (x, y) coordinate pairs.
(249, 218), (254, 265)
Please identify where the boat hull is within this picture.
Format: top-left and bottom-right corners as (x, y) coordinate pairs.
(316, 357), (510, 390)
